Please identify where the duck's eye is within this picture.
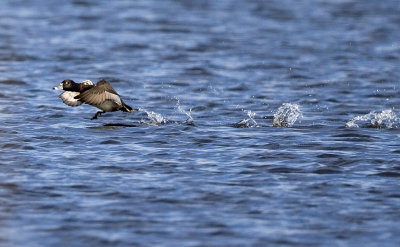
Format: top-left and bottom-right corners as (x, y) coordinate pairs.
(65, 81), (69, 85)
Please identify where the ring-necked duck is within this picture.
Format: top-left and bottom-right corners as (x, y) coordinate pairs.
(54, 79), (138, 120)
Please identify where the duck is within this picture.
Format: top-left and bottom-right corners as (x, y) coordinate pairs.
(53, 79), (94, 106)
(54, 79), (138, 120)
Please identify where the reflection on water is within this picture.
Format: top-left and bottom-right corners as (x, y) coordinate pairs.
(1, 0), (400, 246)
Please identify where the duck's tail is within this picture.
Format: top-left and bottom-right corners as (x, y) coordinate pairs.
(121, 101), (139, 113)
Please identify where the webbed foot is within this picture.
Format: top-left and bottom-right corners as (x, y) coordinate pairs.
(128, 108), (139, 113)
(91, 111), (104, 120)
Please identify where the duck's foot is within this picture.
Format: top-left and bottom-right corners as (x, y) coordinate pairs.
(121, 106), (139, 113)
(91, 111), (105, 120)
(128, 108), (139, 113)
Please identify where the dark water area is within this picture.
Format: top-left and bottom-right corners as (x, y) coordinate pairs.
(1, 0), (400, 246)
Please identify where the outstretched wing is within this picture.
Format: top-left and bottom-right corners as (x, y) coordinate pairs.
(75, 80), (122, 106)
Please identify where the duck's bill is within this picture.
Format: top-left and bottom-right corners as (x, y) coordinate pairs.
(53, 83), (63, 90)
(129, 108), (139, 113)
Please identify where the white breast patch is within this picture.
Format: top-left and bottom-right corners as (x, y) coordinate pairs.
(59, 91), (82, 107)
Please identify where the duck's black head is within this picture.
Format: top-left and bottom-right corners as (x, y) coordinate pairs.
(53, 80), (79, 91)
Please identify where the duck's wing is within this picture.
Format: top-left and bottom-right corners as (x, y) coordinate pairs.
(98, 80), (119, 95)
(75, 81), (122, 106)
(59, 91), (83, 106)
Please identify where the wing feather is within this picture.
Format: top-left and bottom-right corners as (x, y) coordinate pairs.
(100, 81), (119, 96)
(75, 80), (121, 106)
(105, 91), (122, 106)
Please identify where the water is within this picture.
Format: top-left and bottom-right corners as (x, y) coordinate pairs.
(0, 0), (400, 246)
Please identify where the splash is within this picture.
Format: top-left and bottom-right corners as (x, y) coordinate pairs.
(272, 103), (301, 127)
(245, 110), (257, 126)
(233, 110), (258, 128)
(176, 99), (195, 125)
(346, 109), (399, 129)
(140, 109), (168, 125)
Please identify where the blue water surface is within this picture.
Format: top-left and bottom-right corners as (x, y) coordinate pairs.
(0, 0), (400, 246)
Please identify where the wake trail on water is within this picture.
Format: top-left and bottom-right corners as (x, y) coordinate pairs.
(89, 104), (400, 130)
(346, 109), (399, 129)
